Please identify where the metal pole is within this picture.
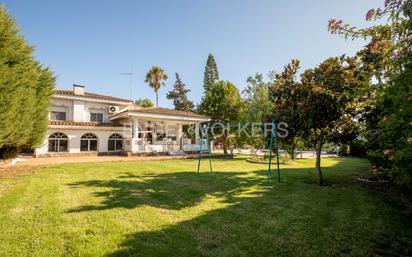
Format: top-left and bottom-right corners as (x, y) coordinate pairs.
(207, 126), (213, 173)
(274, 120), (281, 182)
(267, 122), (274, 183)
(197, 125), (203, 175)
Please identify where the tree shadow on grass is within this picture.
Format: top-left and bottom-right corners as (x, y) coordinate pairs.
(66, 158), (365, 214)
(66, 170), (267, 212)
(65, 160), (412, 256)
(102, 173), (412, 257)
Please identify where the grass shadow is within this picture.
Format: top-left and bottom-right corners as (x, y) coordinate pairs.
(64, 158), (412, 256)
(67, 170), (265, 212)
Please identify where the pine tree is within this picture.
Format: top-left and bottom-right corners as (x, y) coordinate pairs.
(0, 6), (55, 156)
(203, 54), (219, 91)
(167, 73), (194, 111)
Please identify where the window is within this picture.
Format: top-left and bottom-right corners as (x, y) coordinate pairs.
(90, 113), (103, 122)
(80, 133), (98, 151)
(108, 133), (123, 152)
(48, 132), (68, 152)
(50, 111), (66, 121)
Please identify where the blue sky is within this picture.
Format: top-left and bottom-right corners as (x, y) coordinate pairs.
(3, 0), (381, 107)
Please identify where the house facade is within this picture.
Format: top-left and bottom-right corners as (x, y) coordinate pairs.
(34, 85), (209, 157)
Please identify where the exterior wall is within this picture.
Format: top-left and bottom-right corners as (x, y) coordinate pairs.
(35, 128), (130, 157)
(50, 97), (130, 123)
(39, 93), (205, 156)
(50, 99), (74, 120)
(85, 102), (110, 122)
(73, 100), (85, 121)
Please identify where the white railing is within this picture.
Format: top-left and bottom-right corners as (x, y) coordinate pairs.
(183, 143), (209, 152)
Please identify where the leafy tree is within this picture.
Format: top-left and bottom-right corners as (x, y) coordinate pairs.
(242, 73), (273, 123)
(238, 73), (273, 155)
(328, 0), (411, 80)
(330, 0), (412, 191)
(198, 80), (244, 154)
(367, 64), (412, 190)
(135, 98), (154, 108)
(270, 57), (369, 185)
(203, 54), (219, 92)
(0, 6), (55, 157)
(166, 73), (194, 111)
(144, 66), (168, 107)
(268, 60), (305, 160)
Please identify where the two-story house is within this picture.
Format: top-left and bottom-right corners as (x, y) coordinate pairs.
(34, 84), (209, 157)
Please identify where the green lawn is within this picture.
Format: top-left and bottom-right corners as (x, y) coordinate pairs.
(0, 157), (411, 257)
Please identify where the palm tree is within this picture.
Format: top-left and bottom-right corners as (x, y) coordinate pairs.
(144, 66), (168, 107)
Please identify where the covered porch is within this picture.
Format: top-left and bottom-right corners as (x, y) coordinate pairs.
(110, 107), (210, 154)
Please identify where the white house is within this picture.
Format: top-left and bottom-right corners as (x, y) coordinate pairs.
(34, 84), (209, 157)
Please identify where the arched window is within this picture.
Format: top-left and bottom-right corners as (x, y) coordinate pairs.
(108, 133), (123, 152)
(80, 133), (98, 151)
(48, 132), (68, 152)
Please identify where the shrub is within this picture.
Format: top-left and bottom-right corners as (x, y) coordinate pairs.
(366, 64), (412, 191)
(350, 140), (367, 158)
(0, 146), (18, 160)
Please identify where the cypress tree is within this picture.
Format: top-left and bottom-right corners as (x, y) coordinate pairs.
(167, 73), (194, 111)
(0, 6), (55, 155)
(203, 54), (219, 91)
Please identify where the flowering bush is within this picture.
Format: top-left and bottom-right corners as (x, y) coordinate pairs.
(330, 0), (412, 192)
(366, 65), (412, 190)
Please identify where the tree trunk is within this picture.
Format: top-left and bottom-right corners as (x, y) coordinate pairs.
(155, 91), (159, 107)
(315, 141), (324, 185)
(222, 140), (228, 154)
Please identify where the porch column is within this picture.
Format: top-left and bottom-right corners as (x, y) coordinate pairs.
(177, 123), (183, 150)
(195, 122), (200, 144)
(132, 119), (139, 139)
(131, 119), (140, 153)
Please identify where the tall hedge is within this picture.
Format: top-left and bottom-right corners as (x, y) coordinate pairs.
(366, 64), (412, 191)
(0, 6), (55, 153)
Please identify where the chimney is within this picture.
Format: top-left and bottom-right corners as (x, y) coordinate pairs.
(73, 84), (85, 95)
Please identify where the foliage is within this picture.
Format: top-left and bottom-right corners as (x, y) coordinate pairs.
(198, 80), (244, 154)
(237, 73), (273, 152)
(339, 144), (350, 157)
(328, 0), (411, 81)
(268, 60), (303, 160)
(269, 57), (369, 185)
(330, 0), (412, 190)
(0, 146), (18, 160)
(350, 139), (368, 158)
(144, 66), (168, 107)
(203, 54), (219, 92)
(242, 73), (273, 122)
(282, 137), (305, 160)
(366, 64), (412, 189)
(166, 73), (194, 111)
(0, 6), (55, 156)
(134, 98), (154, 108)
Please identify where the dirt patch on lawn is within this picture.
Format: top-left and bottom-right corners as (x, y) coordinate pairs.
(0, 166), (36, 180)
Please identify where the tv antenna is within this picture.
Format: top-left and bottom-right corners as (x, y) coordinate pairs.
(119, 69), (133, 101)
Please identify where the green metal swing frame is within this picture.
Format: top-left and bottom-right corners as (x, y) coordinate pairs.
(196, 120), (281, 183)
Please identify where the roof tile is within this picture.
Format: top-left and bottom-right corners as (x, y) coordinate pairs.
(126, 106), (208, 119)
(50, 120), (128, 127)
(54, 89), (132, 103)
